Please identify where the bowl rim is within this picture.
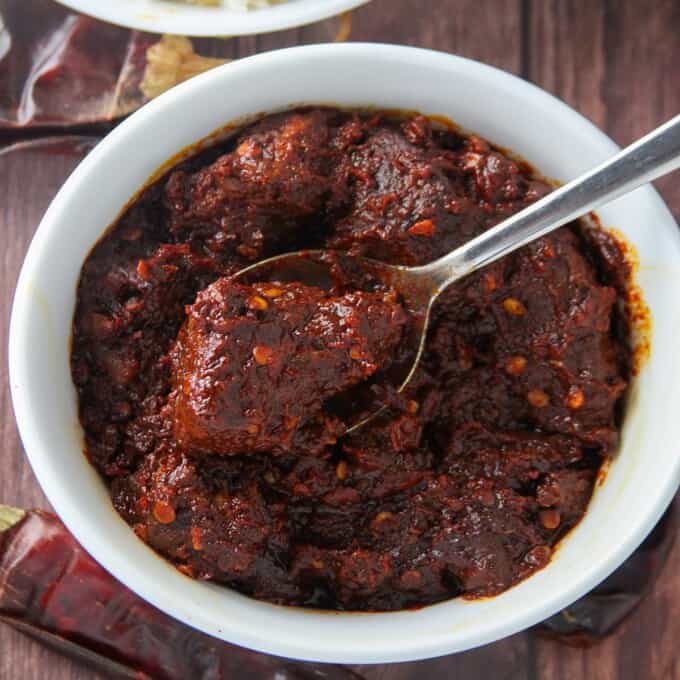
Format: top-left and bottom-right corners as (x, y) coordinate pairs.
(52, 0), (370, 37)
(9, 43), (680, 664)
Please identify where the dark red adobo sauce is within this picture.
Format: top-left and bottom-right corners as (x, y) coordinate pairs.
(71, 108), (631, 611)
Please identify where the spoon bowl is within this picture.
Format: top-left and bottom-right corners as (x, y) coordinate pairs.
(232, 249), (435, 432)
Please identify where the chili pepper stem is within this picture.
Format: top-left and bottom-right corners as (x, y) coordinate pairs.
(0, 505), (25, 532)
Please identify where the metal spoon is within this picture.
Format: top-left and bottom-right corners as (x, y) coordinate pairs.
(234, 114), (680, 432)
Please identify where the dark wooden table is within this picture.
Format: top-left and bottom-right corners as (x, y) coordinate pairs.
(1, 0), (679, 678)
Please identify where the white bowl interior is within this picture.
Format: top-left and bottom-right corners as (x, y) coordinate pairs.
(54, 0), (370, 36)
(9, 44), (680, 663)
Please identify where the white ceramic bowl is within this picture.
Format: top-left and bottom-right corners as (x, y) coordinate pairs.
(9, 44), (680, 664)
(53, 0), (369, 36)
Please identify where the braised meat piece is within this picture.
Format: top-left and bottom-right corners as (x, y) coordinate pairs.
(170, 278), (409, 456)
(165, 110), (346, 261)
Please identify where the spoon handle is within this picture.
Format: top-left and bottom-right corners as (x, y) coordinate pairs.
(422, 113), (680, 291)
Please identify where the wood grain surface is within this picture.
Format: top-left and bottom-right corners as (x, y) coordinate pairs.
(1, 1), (678, 678)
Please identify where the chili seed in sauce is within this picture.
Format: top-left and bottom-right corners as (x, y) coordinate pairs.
(484, 273), (498, 291)
(336, 460), (349, 481)
(539, 509), (561, 530)
(191, 527), (203, 551)
(566, 386), (585, 410)
(503, 297), (526, 316)
(505, 356), (527, 376)
(527, 389), (550, 408)
(407, 219), (436, 237)
(524, 545), (552, 566)
(406, 400), (419, 414)
(252, 345), (274, 365)
(375, 511), (394, 523)
(261, 286), (283, 298)
(153, 501), (176, 525)
(136, 259), (152, 281)
(177, 564), (194, 577)
(248, 295), (269, 311)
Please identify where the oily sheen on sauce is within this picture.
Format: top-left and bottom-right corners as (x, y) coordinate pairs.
(71, 108), (631, 611)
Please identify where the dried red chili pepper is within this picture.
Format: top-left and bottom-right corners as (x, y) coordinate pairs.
(0, 1), (152, 128)
(0, 505), (362, 680)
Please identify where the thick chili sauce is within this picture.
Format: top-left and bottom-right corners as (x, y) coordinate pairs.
(71, 108), (631, 611)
